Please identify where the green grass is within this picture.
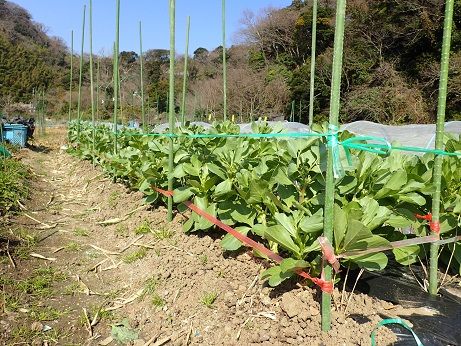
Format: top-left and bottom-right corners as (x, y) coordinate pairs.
(143, 276), (158, 296)
(134, 220), (151, 235)
(83, 305), (116, 325)
(0, 157), (29, 216)
(199, 254), (208, 266)
(151, 293), (165, 308)
(142, 276), (165, 308)
(108, 191), (121, 208)
(2, 292), (21, 312)
(12, 228), (38, 245)
(65, 241), (82, 252)
(122, 247), (147, 264)
(73, 228), (89, 237)
(152, 227), (173, 240)
(200, 291), (218, 308)
(9, 228), (38, 260)
(63, 282), (81, 296)
(16, 267), (66, 297)
(29, 306), (67, 321)
(115, 224), (129, 237)
(11, 325), (66, 343)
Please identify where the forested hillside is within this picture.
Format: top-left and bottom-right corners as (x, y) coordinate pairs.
(0, 0), (69, 115)
(187, 0), (461, 123)
(1, 0), (461, 123)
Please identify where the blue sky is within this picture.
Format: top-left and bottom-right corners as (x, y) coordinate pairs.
(12, 0), (292, 55)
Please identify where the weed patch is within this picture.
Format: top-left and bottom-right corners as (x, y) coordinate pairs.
(122, 247), (147, 264)
(0, 157), (29, 216)
(200, 291), (218, 308)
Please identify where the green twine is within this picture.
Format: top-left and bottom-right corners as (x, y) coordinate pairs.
(371, 318), (423, 346)
(327, 124), (344, 178)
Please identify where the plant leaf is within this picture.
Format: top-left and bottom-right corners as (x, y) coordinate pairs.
(346, 252), (388, 271)
(393, 245), (420, 266)
(220, 227), (250, 251)
(264, 225), (300, 257)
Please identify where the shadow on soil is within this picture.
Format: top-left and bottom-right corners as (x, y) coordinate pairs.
(26, 143), (51, 153)
(348, 264), (461, 346)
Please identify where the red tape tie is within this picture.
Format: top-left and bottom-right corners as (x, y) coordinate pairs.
(415, 213), (432, 221)
(154, 186), (333, 293)
(415, 213), (440, 235)
(318, 236), (340, 273)
(154, 187), (174, 197)
(429, 221), (441, 234)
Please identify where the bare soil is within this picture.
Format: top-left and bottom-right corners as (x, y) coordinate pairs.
(0, 129), (400, 345)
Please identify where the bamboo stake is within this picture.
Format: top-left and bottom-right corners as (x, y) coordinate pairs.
(166, 91), (169, 114)
(299, 99), (302, 123)
(139, 21), (146, 132)
(76, 5), (86, 142)
(181, 16), (190, 126)
(322, 0), (346, 332)
(156, 94), (160, 117)
(118, 69), (123, 123)
(40, 89), (46, 136)
(429, 0), (455, 296)
(193, 94), (197, 121)
(222, 0), (227, 121)
(96, 58), (100, 121)
(113, 0), (120, 154)
(68, 30), (73, 123)
(167, 0), (176, 222)
(308, 0), (317, 127)
(89, 0), (96, 159)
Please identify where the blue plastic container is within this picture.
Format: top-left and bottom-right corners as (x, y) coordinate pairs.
(3, 124), (28, 147)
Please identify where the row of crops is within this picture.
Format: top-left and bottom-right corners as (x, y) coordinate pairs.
(68, 121), (461, 287)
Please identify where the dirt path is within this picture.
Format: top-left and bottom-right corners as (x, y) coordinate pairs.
(0, 130), (397, 345)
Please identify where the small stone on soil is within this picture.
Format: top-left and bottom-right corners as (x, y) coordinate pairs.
(280, 294), (303, 318)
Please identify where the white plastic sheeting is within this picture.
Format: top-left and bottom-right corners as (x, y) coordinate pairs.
(152, 120), (461, 149)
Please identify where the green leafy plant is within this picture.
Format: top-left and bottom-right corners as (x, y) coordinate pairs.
(68, 121), (461, 287)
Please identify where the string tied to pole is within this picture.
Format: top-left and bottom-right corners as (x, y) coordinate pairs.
(326, 124), (344, 179)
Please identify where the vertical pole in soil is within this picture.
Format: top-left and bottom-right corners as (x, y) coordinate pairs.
(166, 91), (169, 114)
(167, 0), (176, 222)
(291, 100), (295, 122)
(157, 94), (160, 118)
(299, 99), (302, 123)
(181, 16), (191, 126)
(193, 94), (197, 121)
(96, 58), (100, 121)
(77, 5), (86, 143)
(113, 0), (120, 154)
(308, 0), (317, 128)
(148, 96), (152, 126)
(68, 30), (73, 124)
(40, 90), (46, 136)
(222, 0), (227, 121)
(429, 0), (454, 296)
(89, 0), (96, 159)
(139, 21), (146, 132)
(118, 73), (123, 123)
(322, 0), (346, 332)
